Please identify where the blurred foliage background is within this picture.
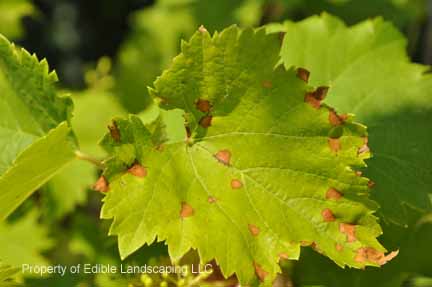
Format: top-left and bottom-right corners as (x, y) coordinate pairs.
(1, 0), (432, 286)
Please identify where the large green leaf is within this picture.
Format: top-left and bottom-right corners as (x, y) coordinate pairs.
(272, 14), (432, 225)
(0, 211), (53, 266)
(0, 35), (75, 220)
(115, 0), (263, 113)
(101, 26), (391, 286)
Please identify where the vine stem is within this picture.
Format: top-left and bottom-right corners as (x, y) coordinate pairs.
(74, 150), (104, 169)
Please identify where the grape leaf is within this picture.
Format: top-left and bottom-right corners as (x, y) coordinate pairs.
(0, 35), (75, 220)
(0, 0), (35, 39)
(101, 26), (390, 285)
(115, 0), (262, 113)
(273, 14), (432, 225)
(0, 211), (53, 266)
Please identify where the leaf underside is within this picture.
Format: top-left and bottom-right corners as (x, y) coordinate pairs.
(101, 26), (388, 285)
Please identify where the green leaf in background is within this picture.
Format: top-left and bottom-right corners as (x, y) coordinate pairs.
(115, 0), (263, 113)
(0, 211), (53, 266)
(0, 0), (35, 39)
(265, 0), (425, 29)
(44, 74), (126, 219)
(101, 26), (391, 285)
(0, 35), (75, 220)
(272, 13), (432, 225)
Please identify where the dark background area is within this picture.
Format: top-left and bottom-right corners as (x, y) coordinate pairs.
(16, 0), (432, 89)
(20, 0), (155, 88)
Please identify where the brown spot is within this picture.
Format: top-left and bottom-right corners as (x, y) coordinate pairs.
(199, 115), (212, 128)
(108, 121), (120, 142)
(355, 247), (399, 266)
(128, 164), (147, 178)
(340, 223), (356, 242)
(262, 80), (272, 89)
(278, 252), (289, 260)
(355, 170), (363, 177)
(321, 208), (335, 222)
(296, 68), (310, 83)
(304, 92), (321, 109)
(358, 144), (370, 155)
(248, 224), (260, 236)
(336, 243), (344, 252)
(329, 109), (347, 126)
(300, 241), (312, 246)
(230, 179), (243, 189)
(215, 150), (231, 165)
(185, 126), (192, 138)
(93, 176), (109, 193)
(328, 138), (341, 152)
(196, 99), (212, 113)
(311, 242), (323, 254)
(199, 25), (207, 33)
(314, 87), (329, 100)
(207, 196), (217, 203)
(253, 262), (268, 282)
(368, 180), (375, 189)
(180, 202), (194, 218)
(305, 86), (329, 108)
(326, 188), (342, 200)
(358, 137), (369, 155)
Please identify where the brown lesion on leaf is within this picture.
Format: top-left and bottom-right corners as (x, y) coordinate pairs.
(196, 99), (212, 113)
(301, 241), (312, 246)
(253, 262), (268, 282)
(199, 25), (208, 33)
(207, 196), (217, 203)
(328, 138), (341, 152)
(230, 179), (243, 189)
(180, 202), (194, 218)
(108, 121), (121, 142)
(358, 137), (370, 155)
(311, 242), (323, 254)
(355, 170), (363, 177)
(326, 187), (342, 200)
(304, 86), (329, 109)
(278, 252), (289, 260)
(336, 243), (344, 252)
(93, 176), (109, 193)
(199, 115), (213, 128)
(262, 80), (273, 89)
(355, 247), (399, 266)
(248, 224), (260, 236)
(296, 67), (310, 83)
(128, 163), (147, 178)
(368, 180), (375, 189)
(215, 150), (231, 165)
(321, 208), (336, 222)
(329, 109), (348, 126)
(339, 223), (356, 242)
